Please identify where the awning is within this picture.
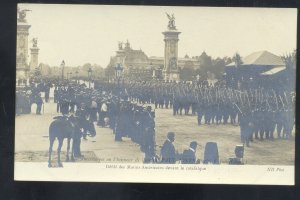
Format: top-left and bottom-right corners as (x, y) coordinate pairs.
(261, 67), (286, 75)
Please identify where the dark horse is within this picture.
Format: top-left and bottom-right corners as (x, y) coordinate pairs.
(48, 115), (96, 167)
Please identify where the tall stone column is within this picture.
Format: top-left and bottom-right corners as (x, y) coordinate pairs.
(16, 8), (31, 83)
(162, 13), (180, 82)
(30, 38), (39, 71)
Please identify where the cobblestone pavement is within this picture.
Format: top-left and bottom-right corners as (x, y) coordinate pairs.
(15, 100), (295, 165)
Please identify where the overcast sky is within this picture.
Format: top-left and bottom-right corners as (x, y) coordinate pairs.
(19, 4), (297, 67)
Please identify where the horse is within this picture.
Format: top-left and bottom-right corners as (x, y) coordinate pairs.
(48, 115), (96, 167)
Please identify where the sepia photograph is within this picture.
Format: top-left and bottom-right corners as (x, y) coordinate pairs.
(15, 4), (296, 185)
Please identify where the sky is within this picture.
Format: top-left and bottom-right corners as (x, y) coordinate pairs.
(19, 4), (297, 67)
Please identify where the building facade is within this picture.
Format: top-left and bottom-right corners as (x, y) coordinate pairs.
(106, 40), (200, 81)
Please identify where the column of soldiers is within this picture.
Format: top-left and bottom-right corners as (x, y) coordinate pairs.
(121, 80), (295, 147)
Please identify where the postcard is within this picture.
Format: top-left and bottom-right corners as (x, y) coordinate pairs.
(15, 4), (296, 185)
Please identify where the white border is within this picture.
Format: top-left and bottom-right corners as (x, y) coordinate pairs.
(15, 162), (294, 185)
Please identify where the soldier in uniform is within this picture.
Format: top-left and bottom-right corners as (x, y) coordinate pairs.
(173, 95), (179, 116)
(239, 109), (253, 147)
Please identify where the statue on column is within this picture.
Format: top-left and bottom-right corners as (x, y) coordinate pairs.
(166, 13), (176, 30)
(32, 38), (38, 47)
(17, 7), (31, 23)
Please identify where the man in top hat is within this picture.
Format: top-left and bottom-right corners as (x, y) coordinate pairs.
(181, 141), (199, 164)
(160, 132), (177, 164)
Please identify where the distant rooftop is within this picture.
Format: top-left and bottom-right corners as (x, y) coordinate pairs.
(227, 51), (285, 67)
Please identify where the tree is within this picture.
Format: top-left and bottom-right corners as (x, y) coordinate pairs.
(282, 50), (296, 70)
(232, 53), (243, 67)
(211, 57), (226, 79)
(282, 50), (296, 91)
(198, 51), (213, 79)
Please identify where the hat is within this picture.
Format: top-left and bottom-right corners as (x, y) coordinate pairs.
(167, 132), (175, 139)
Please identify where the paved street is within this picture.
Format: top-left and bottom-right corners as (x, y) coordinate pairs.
(15, 100), (144, 163)
(15, 98), (295, 165)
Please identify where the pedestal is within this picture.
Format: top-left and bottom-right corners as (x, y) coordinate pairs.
(17, 21), (31, 80)
(162, 29), (181, 82)
(30, 47), (40, 71)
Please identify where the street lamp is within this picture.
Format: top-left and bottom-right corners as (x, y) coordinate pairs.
(88, 68), (93, 88)
(61, 60), (65, 81)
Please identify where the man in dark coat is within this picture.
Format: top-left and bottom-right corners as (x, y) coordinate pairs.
(240, 111), (254, 147)
(142, 107), (156, 163)
(35, 93), (43, 115)
(44, 83), (51, 103)
(181, 141), (199, 164)
(160, 132), (177, 164)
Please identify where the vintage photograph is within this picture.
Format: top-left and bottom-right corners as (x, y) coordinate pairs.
(15, 4), (296, 184)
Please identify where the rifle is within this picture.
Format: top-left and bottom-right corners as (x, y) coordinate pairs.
(272, 90), (279, 110)
(283, 92), (290, 108)
(234, 103), (243, 115)
(278, 94), (285, 110)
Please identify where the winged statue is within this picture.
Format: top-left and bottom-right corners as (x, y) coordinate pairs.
(165, 13), (176, 30)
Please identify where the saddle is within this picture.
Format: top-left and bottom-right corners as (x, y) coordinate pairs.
(53, 115), (78, 128)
